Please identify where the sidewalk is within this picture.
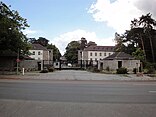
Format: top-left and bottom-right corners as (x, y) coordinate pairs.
(0, 70), (156, 81)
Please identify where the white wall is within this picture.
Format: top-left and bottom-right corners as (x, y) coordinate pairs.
(88, 51), (114, 61)
(29, 50), (43, 60)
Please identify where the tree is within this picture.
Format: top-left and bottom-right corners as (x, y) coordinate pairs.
(35, 37), (49, 47)
(116, 13), (156, 63)
(64, 41), (80, 64)
(29, 37), (49, 47)
(139, 13), (156, 62)
(132, 48), (145, 62)
(114, 32), (126, 52)
(47, 43), (61, 61)
(87, 41), (97, 47)
(0, 2), (30, 54)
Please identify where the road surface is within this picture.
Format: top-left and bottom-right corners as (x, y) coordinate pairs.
(0, 80), (156, 117)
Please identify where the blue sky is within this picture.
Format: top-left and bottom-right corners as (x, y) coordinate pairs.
(2, 0), (156, 54)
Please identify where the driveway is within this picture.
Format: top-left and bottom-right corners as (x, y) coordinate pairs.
(0, 70), (156, 81)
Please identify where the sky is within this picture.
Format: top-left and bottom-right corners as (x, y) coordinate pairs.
(2, 0), (156, 54)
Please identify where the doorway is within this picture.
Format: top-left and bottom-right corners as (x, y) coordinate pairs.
(118, 61), (122, 68)
(37, 62), (41, 70)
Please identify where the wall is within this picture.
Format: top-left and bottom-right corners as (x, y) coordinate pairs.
(88, 51), (114, 61)
(100, 59), (140, 72)
(20, 60), (39, 71)
(29, 50), (43, 60)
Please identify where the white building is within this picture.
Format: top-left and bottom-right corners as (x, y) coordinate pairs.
(78, 46), (115, 66)
(29, 44), (53, 70)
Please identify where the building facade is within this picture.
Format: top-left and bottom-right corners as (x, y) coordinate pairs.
(98, 52), (140, 72)
(78, 46), (115, 66)
(28, 44), (53, 70)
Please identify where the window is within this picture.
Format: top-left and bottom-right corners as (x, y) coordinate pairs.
(90, 52), (92, 56)
(95, 53), (97, 56)
(32, 51), (35, 55)
(104, 53), (106, 56)
(38, 51), (41, 55)
(99, 53), (102, 56)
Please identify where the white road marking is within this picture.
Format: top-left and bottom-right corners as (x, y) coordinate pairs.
(149, 91), (156, 93)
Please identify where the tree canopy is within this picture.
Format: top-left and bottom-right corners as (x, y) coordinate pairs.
(0, 2), (30, 54)
(115, 13), (156, 63)
(64, 41), (80, 64)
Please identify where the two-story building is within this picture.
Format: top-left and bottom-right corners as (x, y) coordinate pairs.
(28, 44), (53, 70)
(78, 45), (115, 67)
(19, 44), (53, 71)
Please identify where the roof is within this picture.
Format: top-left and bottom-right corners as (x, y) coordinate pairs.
(31, 44), (48, 50)
(103, 52), (135, 60)
(84, 46), (115, 52)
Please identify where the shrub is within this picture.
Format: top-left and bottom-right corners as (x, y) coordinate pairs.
(40, 67), (48, 73)
(93, 67), (100, 73)
(48, 67), (55, 72)
(116, 67), (128, 74)
(87, 67), (100, 73)
(144, 62), (155, 74)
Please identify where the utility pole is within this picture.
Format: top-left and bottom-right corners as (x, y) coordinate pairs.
(16, 48), (19, 75)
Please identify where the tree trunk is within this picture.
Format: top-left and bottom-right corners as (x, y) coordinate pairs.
(148, 31), (155, 62)
(139, 34), (146, 61)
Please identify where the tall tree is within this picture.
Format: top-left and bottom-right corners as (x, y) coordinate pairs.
(139, 13), (156, 62)
(64, 41), (80, 64)
(0, 2), (30, 54)
(116, 13), (156, 62)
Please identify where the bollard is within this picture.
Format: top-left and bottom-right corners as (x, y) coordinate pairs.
(22, 68), (25, 75)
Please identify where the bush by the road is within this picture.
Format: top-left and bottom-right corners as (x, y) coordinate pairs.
(116, 67), (128, 74)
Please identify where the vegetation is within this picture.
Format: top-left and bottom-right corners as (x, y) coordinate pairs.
(116, 67), (128, 74)
(0, 2), (30, 55)
(64, 37), (98, 64)
(115, 13), (156, 74)
(115, 13), (156, 63)
(64, 41), (80, 64)
(40, 68), (48, 73)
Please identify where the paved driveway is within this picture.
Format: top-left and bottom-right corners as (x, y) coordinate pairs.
(0, 70), (156, 81)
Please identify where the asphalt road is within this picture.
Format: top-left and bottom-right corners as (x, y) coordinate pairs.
(0, 80), (156, 117)
(0, 80), (156, 104)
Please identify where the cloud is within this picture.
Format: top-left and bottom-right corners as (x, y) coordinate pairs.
(134, 0), (156, 17)
(88, 0), (156, 34)
(51, 29), (115, 55)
